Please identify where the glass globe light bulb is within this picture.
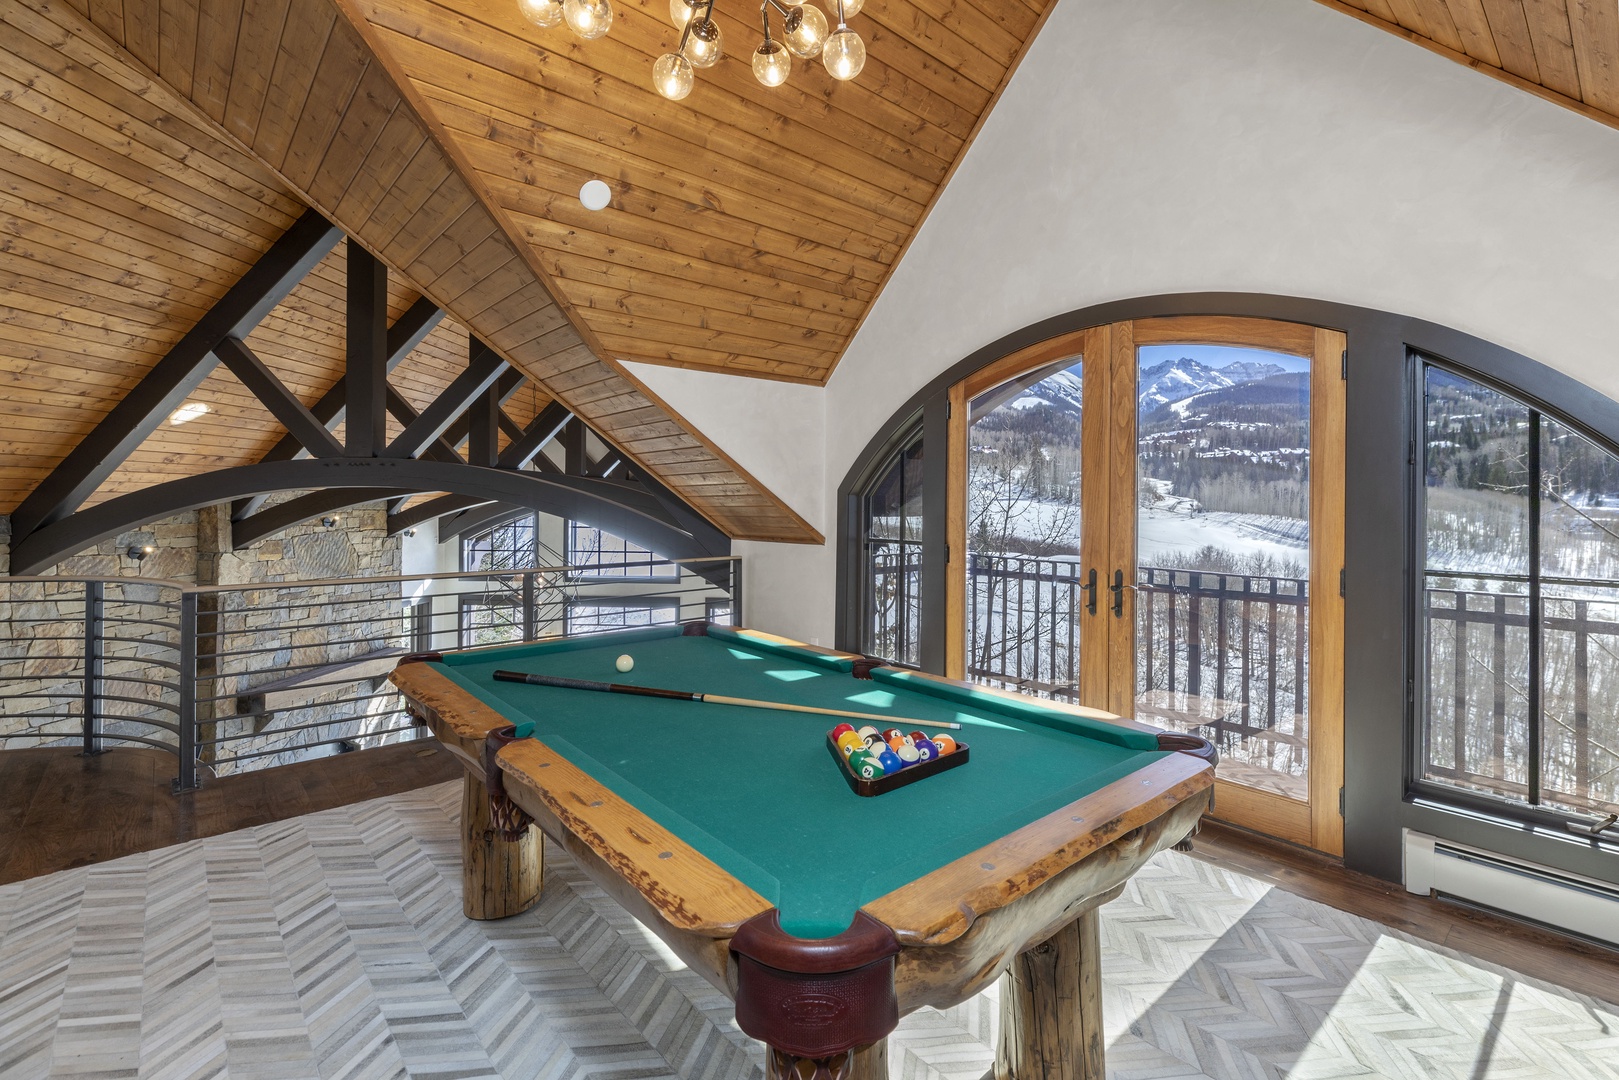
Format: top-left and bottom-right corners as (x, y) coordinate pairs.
(518, 0), (564, 28)
(652, 51), (694, 99)
(784, 4), (827, 59)
(563, 0), (612, 39)
(822, 25), (864, 79)
(752, 39), (791, 87)
(833, 0), (861, 17)
(686, 18), (723, 68)
(668, 0), (698, 29)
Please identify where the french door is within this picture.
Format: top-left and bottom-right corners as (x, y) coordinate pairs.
(946, 317), (1345, 854)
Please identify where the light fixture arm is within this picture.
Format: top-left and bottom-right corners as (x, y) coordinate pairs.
(675, 0), (716, 52)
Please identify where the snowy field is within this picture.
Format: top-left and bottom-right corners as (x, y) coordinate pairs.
(1139, 507), (1308, 568)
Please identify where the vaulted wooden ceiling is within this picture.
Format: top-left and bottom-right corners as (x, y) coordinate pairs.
(2, 0), (821, 544)
(1317, 0), (1619, 133)
(346, 0), (1052, 384)
(5, 0), (1619, 552)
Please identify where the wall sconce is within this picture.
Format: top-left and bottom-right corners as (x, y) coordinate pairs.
(404, 528), (417, 538)
(321, 516), (339, 529)
(127, 545), (154, 561)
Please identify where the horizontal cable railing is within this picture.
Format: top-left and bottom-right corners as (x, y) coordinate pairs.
(1, 557), (740, 791)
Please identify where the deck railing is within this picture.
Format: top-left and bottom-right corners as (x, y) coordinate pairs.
(0, 557), (739, 791)
(967, 554), (1308, 753)
(1423, 577), (1619, 817)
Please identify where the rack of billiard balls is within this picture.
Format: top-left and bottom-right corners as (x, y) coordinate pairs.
(826, 722), (969, 796)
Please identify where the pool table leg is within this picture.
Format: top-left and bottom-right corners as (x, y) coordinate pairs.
(765, 1039), (887, 1080)
(459, 770), (544, 920)
(995, 905), (1107, 1080)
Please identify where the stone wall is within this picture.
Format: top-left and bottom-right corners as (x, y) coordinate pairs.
(0, 502), (415, 778)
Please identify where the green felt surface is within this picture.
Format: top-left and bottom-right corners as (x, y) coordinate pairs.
(436, 626), (1170, 939)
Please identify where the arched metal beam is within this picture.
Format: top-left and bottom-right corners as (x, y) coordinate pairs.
(387, 494), (489, 536)
(11, 460), (726, 574)
(231, 488), (415, 549)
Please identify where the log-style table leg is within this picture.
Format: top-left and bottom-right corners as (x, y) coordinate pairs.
(995, 908), (1103, 1080)
(766, 1040), (887, 1080)
(459, 770), (543, 920)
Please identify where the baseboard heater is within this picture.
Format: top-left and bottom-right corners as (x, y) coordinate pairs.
(1403, 830), (1619, 946)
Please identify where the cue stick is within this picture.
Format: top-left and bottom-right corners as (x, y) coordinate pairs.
(491, 670), (964, 730)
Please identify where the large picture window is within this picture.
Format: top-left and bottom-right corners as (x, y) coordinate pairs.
(860, 432), (924, 666)
(566, 523), (678, 579)
(1419, 360), (1619, 823)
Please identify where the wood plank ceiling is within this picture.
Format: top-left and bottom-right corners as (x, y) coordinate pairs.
(347, 0), (1052, 383)
(1316, 0), (1619, 132)
(1, 0), (822, 543)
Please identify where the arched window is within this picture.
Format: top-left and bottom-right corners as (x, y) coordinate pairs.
(859, 430), (925, 666)
(1418, 359), (1619, 821)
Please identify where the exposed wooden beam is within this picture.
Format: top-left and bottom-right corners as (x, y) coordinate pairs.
(9, 209), (341, 542)
(214, 338), (347, 459)
(385, 388), (465, 464)
(388, 493), (489, 536)
(11, 459), (717, 574)
(233, 296), (445, 520)
(385, 340), (506, 459)
(498, 402), (571, 471)
(345, 239), (389, 458)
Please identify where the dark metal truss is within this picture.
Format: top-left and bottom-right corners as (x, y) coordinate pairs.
(7, 213), (729, 573)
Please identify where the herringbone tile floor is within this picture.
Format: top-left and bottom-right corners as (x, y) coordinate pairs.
(2, 781), (1615, 1079)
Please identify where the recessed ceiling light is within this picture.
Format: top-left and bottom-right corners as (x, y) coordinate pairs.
(169, 401), (210, 425)
(580, 179), (612, 211)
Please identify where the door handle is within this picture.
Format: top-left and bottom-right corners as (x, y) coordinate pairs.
(1080, 568), (1097, 615)
(1110, 569), (1128, 617)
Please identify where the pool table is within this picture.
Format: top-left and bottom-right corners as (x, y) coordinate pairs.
(391, 622), (1215, 1080)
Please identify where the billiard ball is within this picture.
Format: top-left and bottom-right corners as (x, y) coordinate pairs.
(881, 728), (906, 744)
(848, 749), (884, 780)
(872, 746), (903, 774)
(908, 732), (938, 762)
(836, 731), (863, 756)
(856, 725), (880, 741)
(615, 654), (635, 673)
(891, 740), (921, 764)
(932, 734), (958, 756)
(830, 723), (856, 741)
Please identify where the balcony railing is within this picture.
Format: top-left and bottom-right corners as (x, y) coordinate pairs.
(0, 558), (740, 791)
(967, 554), (1309, 787)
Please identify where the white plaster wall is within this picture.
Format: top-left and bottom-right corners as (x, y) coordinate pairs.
(630, 0), (1619, 644)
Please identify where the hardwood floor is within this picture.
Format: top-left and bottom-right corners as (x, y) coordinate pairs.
(0, 742), (460, 886)
(1188, 818), (1619, 1007)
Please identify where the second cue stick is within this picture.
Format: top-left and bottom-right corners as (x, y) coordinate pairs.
(491, 670), (965, 730)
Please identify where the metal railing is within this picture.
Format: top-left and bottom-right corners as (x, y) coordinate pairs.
(1, 557), (740, 791)
(967, 555), (1309, 747)
(1423, 576), (1619, 817)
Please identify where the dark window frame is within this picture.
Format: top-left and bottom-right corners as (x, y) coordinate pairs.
(461, 513), (540, 574)
(854, 424), (926, 667)
(1409, 351), (1619, 834)
(835, 292), (1619, 887)
(563, 597), (680, 635)
(564, 521), (680, 582)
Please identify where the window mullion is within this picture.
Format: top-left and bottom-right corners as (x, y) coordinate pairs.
(1528, 410), (1542, 808)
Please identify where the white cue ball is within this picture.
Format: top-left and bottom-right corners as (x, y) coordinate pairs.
(615, 654), (635, 673)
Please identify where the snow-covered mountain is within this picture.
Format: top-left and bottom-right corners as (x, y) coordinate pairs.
(1006, 368), (1084, 419)
(1138, 357), (1288, 412)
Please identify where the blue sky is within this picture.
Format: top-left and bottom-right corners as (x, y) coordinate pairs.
(1138, 343), (1312, 373)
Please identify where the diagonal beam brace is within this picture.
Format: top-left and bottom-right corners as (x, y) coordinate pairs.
(10, 209), (341, 541)
(215, 338), (346, 458)
(443, 369), (525, 448)
(498, 401), (571, 470)
(233, 297), (443, 521)
(385, 341), (506, 459)
(386, 388), (464, 464)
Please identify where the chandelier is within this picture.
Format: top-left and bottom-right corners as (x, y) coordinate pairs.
(517, 0), (866, 100)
